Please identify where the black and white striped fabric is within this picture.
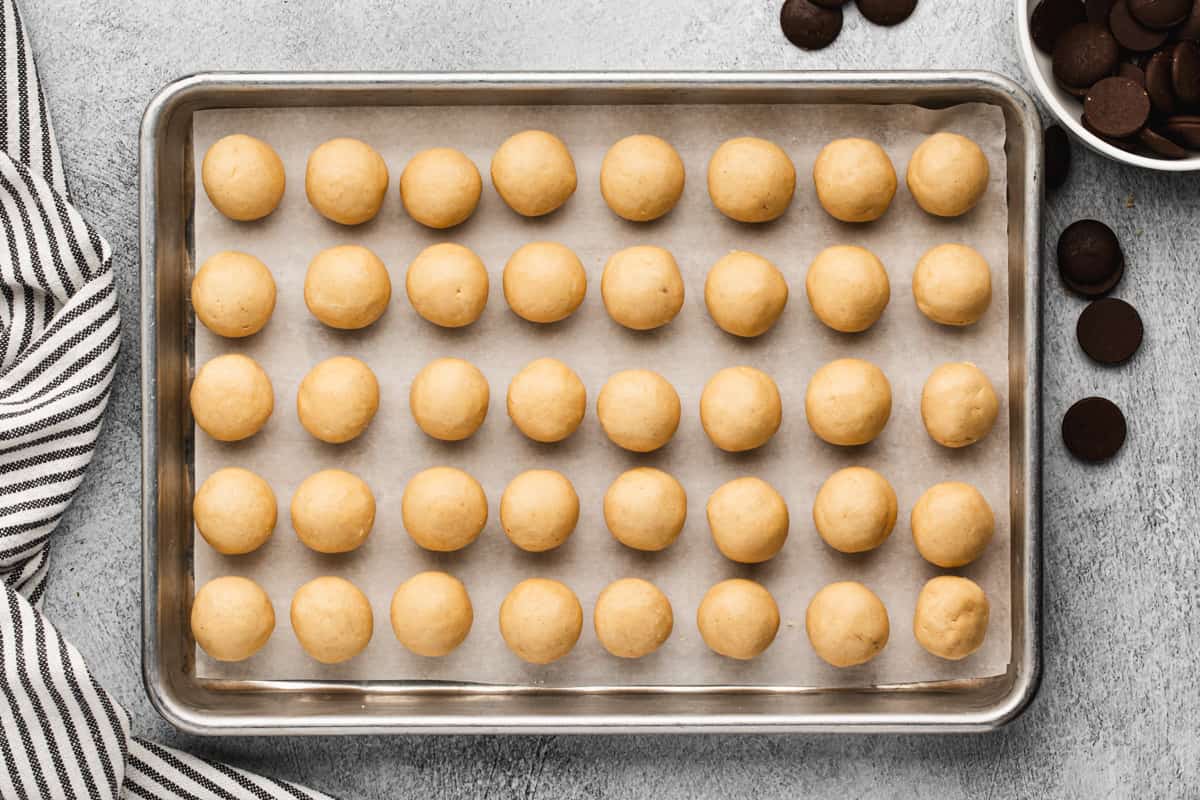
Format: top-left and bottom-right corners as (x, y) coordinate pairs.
(0, 1), (334, 796)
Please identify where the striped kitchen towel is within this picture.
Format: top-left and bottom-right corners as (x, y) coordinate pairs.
(0, 1), (334, 797)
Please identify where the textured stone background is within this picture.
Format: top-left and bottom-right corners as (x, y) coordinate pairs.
(21, 0), (1200, 797)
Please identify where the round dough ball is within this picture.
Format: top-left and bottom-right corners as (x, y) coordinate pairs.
(600, 134), (685, 222)
(201, 134), (285, 222)
(706, 477), (789, 564)
(805, 358), (892, 446)
(499, 578), (582, 664)
(305, 137), (389, 225)
(290, 469), (375, 554)
(290, 576), (373, 664)
(812, 138), (897, 223)
(700, 366), (782, 452)
(805, 245), (891, 333)
(190, 354), (273, 442)
(907, 132), (990, 218)
(405, 243), (489, 328)
(920, 362), (999, 448)
(500, 469), (580, 553)
(707, 137), (796, 223)
(409, 357), (489, 441)
(194, 467), (276, 555)
(491, 130), (577, 217)
(401, 467), (488, 552)
(596, 369), (681, 452)
(390, 571), (474, 657)
(806, 581), (890, 667)
(296, 356), (379, 444)
(696, 579), (780, 661)
(911, 481), (994, 568)
(191, 251), (276, 338)
(506, 358), (586, 443)
(190, 576), (274, 662)
(912, 244), (992, 326)
(502, 242), (586, 324)
(914, 576), (990, 660)
(704, 251), (789, 338)
(304, 244), (392, 330)
(603, 467), (687, 552)
(812, 467), (897, 554)
(601, 246), (685, 331)
(594, 578), (674, 659)
(399, 147), (481, 229)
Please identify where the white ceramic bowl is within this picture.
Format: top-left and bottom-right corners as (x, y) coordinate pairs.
(1016, 0), (1200, 171)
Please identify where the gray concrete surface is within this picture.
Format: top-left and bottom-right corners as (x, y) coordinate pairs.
(21, 0), (1200, 797)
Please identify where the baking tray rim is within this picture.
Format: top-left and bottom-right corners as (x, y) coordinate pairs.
(139, 70), (1043, 735)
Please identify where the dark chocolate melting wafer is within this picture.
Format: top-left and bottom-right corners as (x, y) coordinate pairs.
(1058, 219), (1125, 296)
(1139, 125), (1191, 155)
(1160, 114), (1200, 146)
(810, 0), (849, 7)
(1032, 0), (1088, 52)
(1045, 124), (1072, 189)
(1077, 297), (1144, 364)
(1082, 112), (1140, 149)
(1146, 48), (1180, 112)
(1172, 40), (1200, 104)
(1119, 61), (1148, 84)
(1084, 76), (1152, 137)
(856, 0), (917, 26)
(781, 0), (844, 49)
(1062, 397), (1127, 461)
(1129, 0), (1190, 28)
(1053, 23), (1120, 88)
(1110, 0), (1171, 49)
(1176, 0), (1200, 40)
(1087, 0), (1118, 22)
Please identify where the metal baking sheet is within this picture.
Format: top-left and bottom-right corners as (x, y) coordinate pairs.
(141, 72), (1042, 734)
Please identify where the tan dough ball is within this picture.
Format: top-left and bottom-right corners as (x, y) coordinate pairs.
(201, 134), (285, 222)
(190, 354), (273, 442)
(600, 134), (686, 222)
(296, 356), (379, 444)
(696, 579), (780, 660)
(706, 477), (789, 564)
(500, 469), (580, 553)
(405, 243), (489, 328)
(401, 467), (488, 552)
(503, 242), (587, 324)
(805, 358), (892, 446)
(812, 467), (897, 554)
(593, 578), (674, 659)
(399, 147), (481, 229)
(920, 362), (999, 448)
(190, 576), (274, 662)
(805, 245), (891, 333)
(304, 245), (392, 330)
(193, 467), (276, 555)
(290, 469), (375, 554)
(499, 578), (583, 664)
(409, 357), (489, 441)
(390, 571), (474, 657)
(911, 481), (994, 568)
(704, 251), (789, 338)
(506, 357), (586, 443)
(700, 366), (782, 452)
(915, 576), (990, 660)
(912, 244), (992, 326)
(907, 132), (990, 218)
(707, 137), (796, 223)
(596, 369), (681, 453)
(491, 130), (577, 217)
(601, 245), (685, 331)
(806, 581), (889, 667)
(305, 137), (389, 225)
(290, 576), (373, 664)
(603, 467), (687, 552)
(191, 251), (276, 338)
(812, 138), (897, 223)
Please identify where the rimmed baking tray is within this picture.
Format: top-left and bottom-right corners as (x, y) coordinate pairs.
(140, 71), (1042, 734)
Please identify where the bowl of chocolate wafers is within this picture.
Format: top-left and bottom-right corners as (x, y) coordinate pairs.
(1019, 0), (1200, 170)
